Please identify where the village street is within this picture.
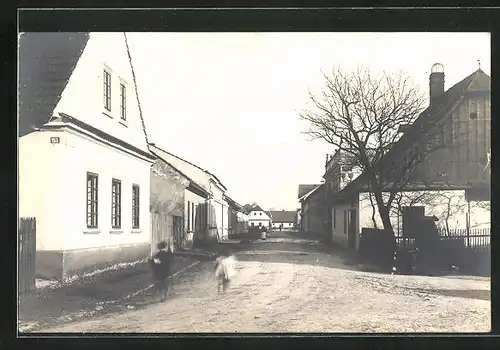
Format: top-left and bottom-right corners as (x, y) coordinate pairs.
(39, 231), (490, 334)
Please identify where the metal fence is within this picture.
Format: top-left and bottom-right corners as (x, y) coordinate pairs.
(19, 217), (36, 293)
(396, 228), (490, 252)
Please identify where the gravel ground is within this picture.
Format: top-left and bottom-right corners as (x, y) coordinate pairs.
(40, 249), (490, 333)
(18, 256), (198, 332)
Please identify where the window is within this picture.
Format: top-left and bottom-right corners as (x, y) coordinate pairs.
(86, 172), (99, 228)
(103, 69), (112, 112)
(120, 83), (126, 120)
(191, 202), (195, 231)
(470, 100), (478, 120)
(333, 209), (336, 229)
(132, 184), (140, 229)
(111, 179), (122, 229)
(259, 212), (262, 216)
(187, 201), (191, 231)
(343, 210), (348, 235)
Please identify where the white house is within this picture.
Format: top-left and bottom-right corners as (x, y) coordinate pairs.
(332, 188), (490, 251)
(248, 205), (272, 228)
(18, 32), (155, 281)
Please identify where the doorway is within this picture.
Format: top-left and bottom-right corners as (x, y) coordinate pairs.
(347, 209), (357, 251)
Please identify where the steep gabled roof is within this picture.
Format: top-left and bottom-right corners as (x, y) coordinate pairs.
(298, 184), (321, 199)
(331, 68), (491, 202)
(19, 32), (90, 137)
(269, 210), (296, 223)
(250, 205), (265, 213)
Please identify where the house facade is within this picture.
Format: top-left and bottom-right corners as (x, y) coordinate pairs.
(327, 64), (491, 251)
(299, 184), (328, 236)
(270, 210), (297, 229)
(248, 205), (272, 229)
(19, 32), (155, 281)
(148, 143), (232, 243)
(225, 195), (249, 236)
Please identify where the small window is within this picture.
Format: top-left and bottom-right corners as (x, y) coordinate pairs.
(103, 69), (112, 112)
(191, 202), (195, 231)
(86, 172), (99, 228)
(111, 179), (122, 229)
(343, 210), (348, 235)
(132, 184), (140, 229)
(187, 201), (191, 231)
(259, 212), (262, 216)
(333, 209), (336, 229)
(120, 83), (126, 120)
(470, 100), (478, 120)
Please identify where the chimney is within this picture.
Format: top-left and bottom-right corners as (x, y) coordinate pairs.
(429, 63), (445, 104)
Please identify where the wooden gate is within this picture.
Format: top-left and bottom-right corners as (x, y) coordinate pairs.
(172, 215), (184, 249)
(151, 213), (171, 253)
(19, 217), (36, 293)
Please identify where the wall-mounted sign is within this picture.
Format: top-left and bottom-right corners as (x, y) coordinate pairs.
(50, 137), (60, 144)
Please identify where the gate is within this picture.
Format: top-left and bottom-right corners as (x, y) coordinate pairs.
(151, 213), (171, 253)
(19, 217), (36, 293)
(172, 215), (184, 249)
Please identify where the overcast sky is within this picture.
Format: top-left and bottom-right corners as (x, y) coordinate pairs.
(127, 32), (490, 210)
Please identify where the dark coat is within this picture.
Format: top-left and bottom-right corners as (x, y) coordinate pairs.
(150, 249), (173, 280)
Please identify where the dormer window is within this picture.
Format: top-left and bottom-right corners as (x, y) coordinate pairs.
(103, 69), (112, 112)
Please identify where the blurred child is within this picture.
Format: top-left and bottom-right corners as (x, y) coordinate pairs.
(149, 240), (173, 302)
(213, 254), (238, 294)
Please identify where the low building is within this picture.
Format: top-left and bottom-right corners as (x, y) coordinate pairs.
(269, 210), (297, 229)
(299, 184), (328, 237)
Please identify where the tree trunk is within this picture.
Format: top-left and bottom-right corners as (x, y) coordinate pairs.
(368, 193), (379, 229)
(373, 190), (395, 236)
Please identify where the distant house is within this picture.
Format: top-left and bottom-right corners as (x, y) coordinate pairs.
(18, 33), (155, 281)
(248, 205), (272, 229)
(148, 143), (233, 243)
(269, 210), (297, 229)
(326, 64), (491, 251)
(298, 184), (328, 237)
(225, 196), (249, 236)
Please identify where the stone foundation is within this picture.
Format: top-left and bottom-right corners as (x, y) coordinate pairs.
(36, 242), (151, 282)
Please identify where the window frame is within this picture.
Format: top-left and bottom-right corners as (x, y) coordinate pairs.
(103, 69), (112, 113)
(120, 82), (127, 121)
(132, 184), (140, 229)
(111, 178), (122, 229)
(86, 172), (99, 229)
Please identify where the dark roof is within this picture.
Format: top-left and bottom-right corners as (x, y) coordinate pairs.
(332, 68), (491, 202)
(223, 195), (245, 213)
(148, 145), (210, 198)
(250, 205), (265, 213)
(298, 184), (321, 199)
(269, 211), (296, 223)
(300, 183), (324, 203)
(19, 32), (90, 137)
(148, 142), (227, 191)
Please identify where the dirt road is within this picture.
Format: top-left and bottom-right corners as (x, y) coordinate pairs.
(42, 236), (490, 333)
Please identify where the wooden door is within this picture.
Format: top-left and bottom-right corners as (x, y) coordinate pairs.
(347, 209), (357, 251)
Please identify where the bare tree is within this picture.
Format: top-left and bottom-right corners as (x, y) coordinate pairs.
(300, 66), (447, 237)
